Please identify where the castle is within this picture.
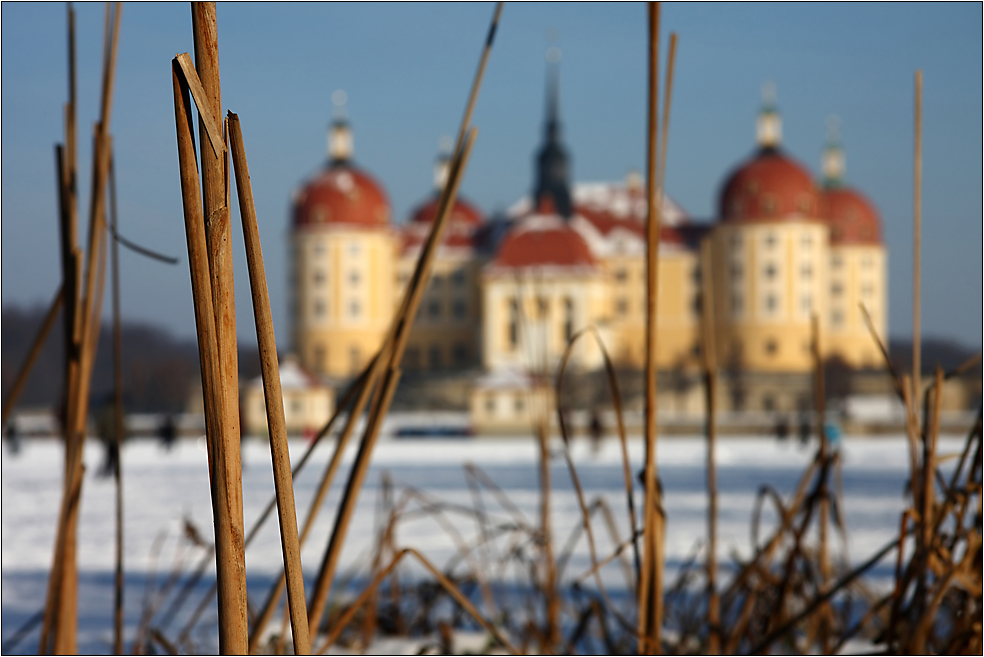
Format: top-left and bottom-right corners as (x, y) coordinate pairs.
(286, 72), (887, 424)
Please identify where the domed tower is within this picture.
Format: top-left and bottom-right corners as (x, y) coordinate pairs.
(397, 141), (486, 371)
(290, 92), (397, 378)
(709, 87), (829, 379)
(818, 120), (887, 368)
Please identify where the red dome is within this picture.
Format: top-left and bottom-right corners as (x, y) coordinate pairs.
(409, 194), (484, 226)
(494, 220), (595, 270)
(292, 164), (390, 228)
(820, 187), (882, 245)
(719, 149), (819, 222)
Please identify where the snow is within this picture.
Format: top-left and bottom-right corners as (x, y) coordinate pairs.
(1, 431), (967, 653)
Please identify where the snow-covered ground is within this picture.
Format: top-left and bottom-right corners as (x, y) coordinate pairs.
(2, 431), (967, 653)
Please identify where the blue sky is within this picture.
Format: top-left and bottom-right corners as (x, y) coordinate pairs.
(2, 3), (981, 347)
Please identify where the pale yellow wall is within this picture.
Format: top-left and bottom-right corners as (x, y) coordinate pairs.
(826, 245), (887, 368)
(396, 252), (485, 371)
(481, 270), (609, 372)
(469, 384), (555, 434)
(603, 249), (701, 370)
(292, 227), (396, 378)
(709, 221), (829, 372)
(242, 385), (334, 436)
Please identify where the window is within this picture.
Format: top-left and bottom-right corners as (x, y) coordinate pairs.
(291, 398), (303, 416)
(348, 241), (361, 255)
(801, 233), (813, 248)
(861, 282), (873, 297)
(692, 294), (702, 314)
(615, 268), (628, 283)
(832, 309), (844, 327)
(349, 300), (361, 318)
(313, 269), (326, 286)
(832, 255), (843, 269)
(731, 262), (743, 280)
(616, 298), (628, 316)
(428, 299), (441, 319)
(563, 298), (575, 342)
(453, 344), (468, 366)
(451, 270), (466, 287)
(429, 345), (441, 370)
(765, 294), (778, 312)
(831, 282), (843, 296)
(537, 297), (549, 319)
(763, 197), (777, 216)
(432, 274), (444, 288)
(349, 346), (360, 374)
(404, 347), (420, 369)
(348, 270), (361, 286)
(800, 264), (812, 279)
(314, 345), (326, 372)
(452, 299), (467, 320)
(764, 263), (777, 280)
(730, 234), (742, 250)
(765, 339), (778, 356)
(692, 265), (702, 284)
(764, 231), (777, 248)
(485, 395), (496, 414)
(763, 394), (776, 412)
(314, 299), (326, 319)
(731, 293), (743, 315)
(314, 242), (325, 257)
(801, 294), (812, 313)
(514, 395), (525, 414)
(508, 299), (519, 348)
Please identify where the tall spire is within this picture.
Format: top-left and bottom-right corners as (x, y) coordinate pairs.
(328, 89), (353, 164)
(821, 115), (845, 187)
(756, 81), (782, 150)
(533, 47), (573, 219)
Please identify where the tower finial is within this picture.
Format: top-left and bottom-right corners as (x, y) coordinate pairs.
(822, 114), (845, 186)
(756, 81), (782, 149)
(434, 135), (453, 191)
(533, 47), (573, 218)
(328, 89), (352, 163)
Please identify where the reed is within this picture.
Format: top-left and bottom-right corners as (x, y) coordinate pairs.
(699, 239), (719, 654)
(228, 112), (311, 654)
(0, 285), (64, 426)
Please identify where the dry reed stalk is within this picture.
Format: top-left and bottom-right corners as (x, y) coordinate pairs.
(228, 112), (311, 654)
(171, 52), (247, 653)
(0, 284), (64, 425)
(306, 129), (478, 637)
(810, 314), (833, 652)
(554, 327), (640, 633)
(188, 5), (250, 651)
(912, 70), (922, 420)
(699, 239), (719, 654)
(108, 151), (125, 656)
(41, 6), (122, 652)
(637, 5), (660, 652)
(313, 548), (519, 656)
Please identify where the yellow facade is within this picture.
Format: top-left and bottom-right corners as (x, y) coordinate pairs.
(709, 221), (830, 372)
(481, 269), (610, 373)
(396, 251), (485, 371)
(291, 227), (396, 378)
(826, 245), (887, 368)
(604, 247), (701, 370)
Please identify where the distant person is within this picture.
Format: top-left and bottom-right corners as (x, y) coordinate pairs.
(158, 414), (177, 451)
(589, 409), (604, 454)
(798, 412), (811, 446)
(5, 421), (21, 455)
(95, 397), (120, 478)
(775, 415), (790, 442)
(824, 418), (843, 451)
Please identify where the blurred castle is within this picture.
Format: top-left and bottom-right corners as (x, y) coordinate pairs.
(285, 73), (887, 421)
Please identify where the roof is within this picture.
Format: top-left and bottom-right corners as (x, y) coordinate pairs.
(490, 213), (596, 271)
(292, 163), (390, 228)
(820, 186), (882, 245)
(408, 194), (484, 226)
(718, 148), (820, 223)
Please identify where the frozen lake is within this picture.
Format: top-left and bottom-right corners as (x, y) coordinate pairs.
(2, 431), (966, 653)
